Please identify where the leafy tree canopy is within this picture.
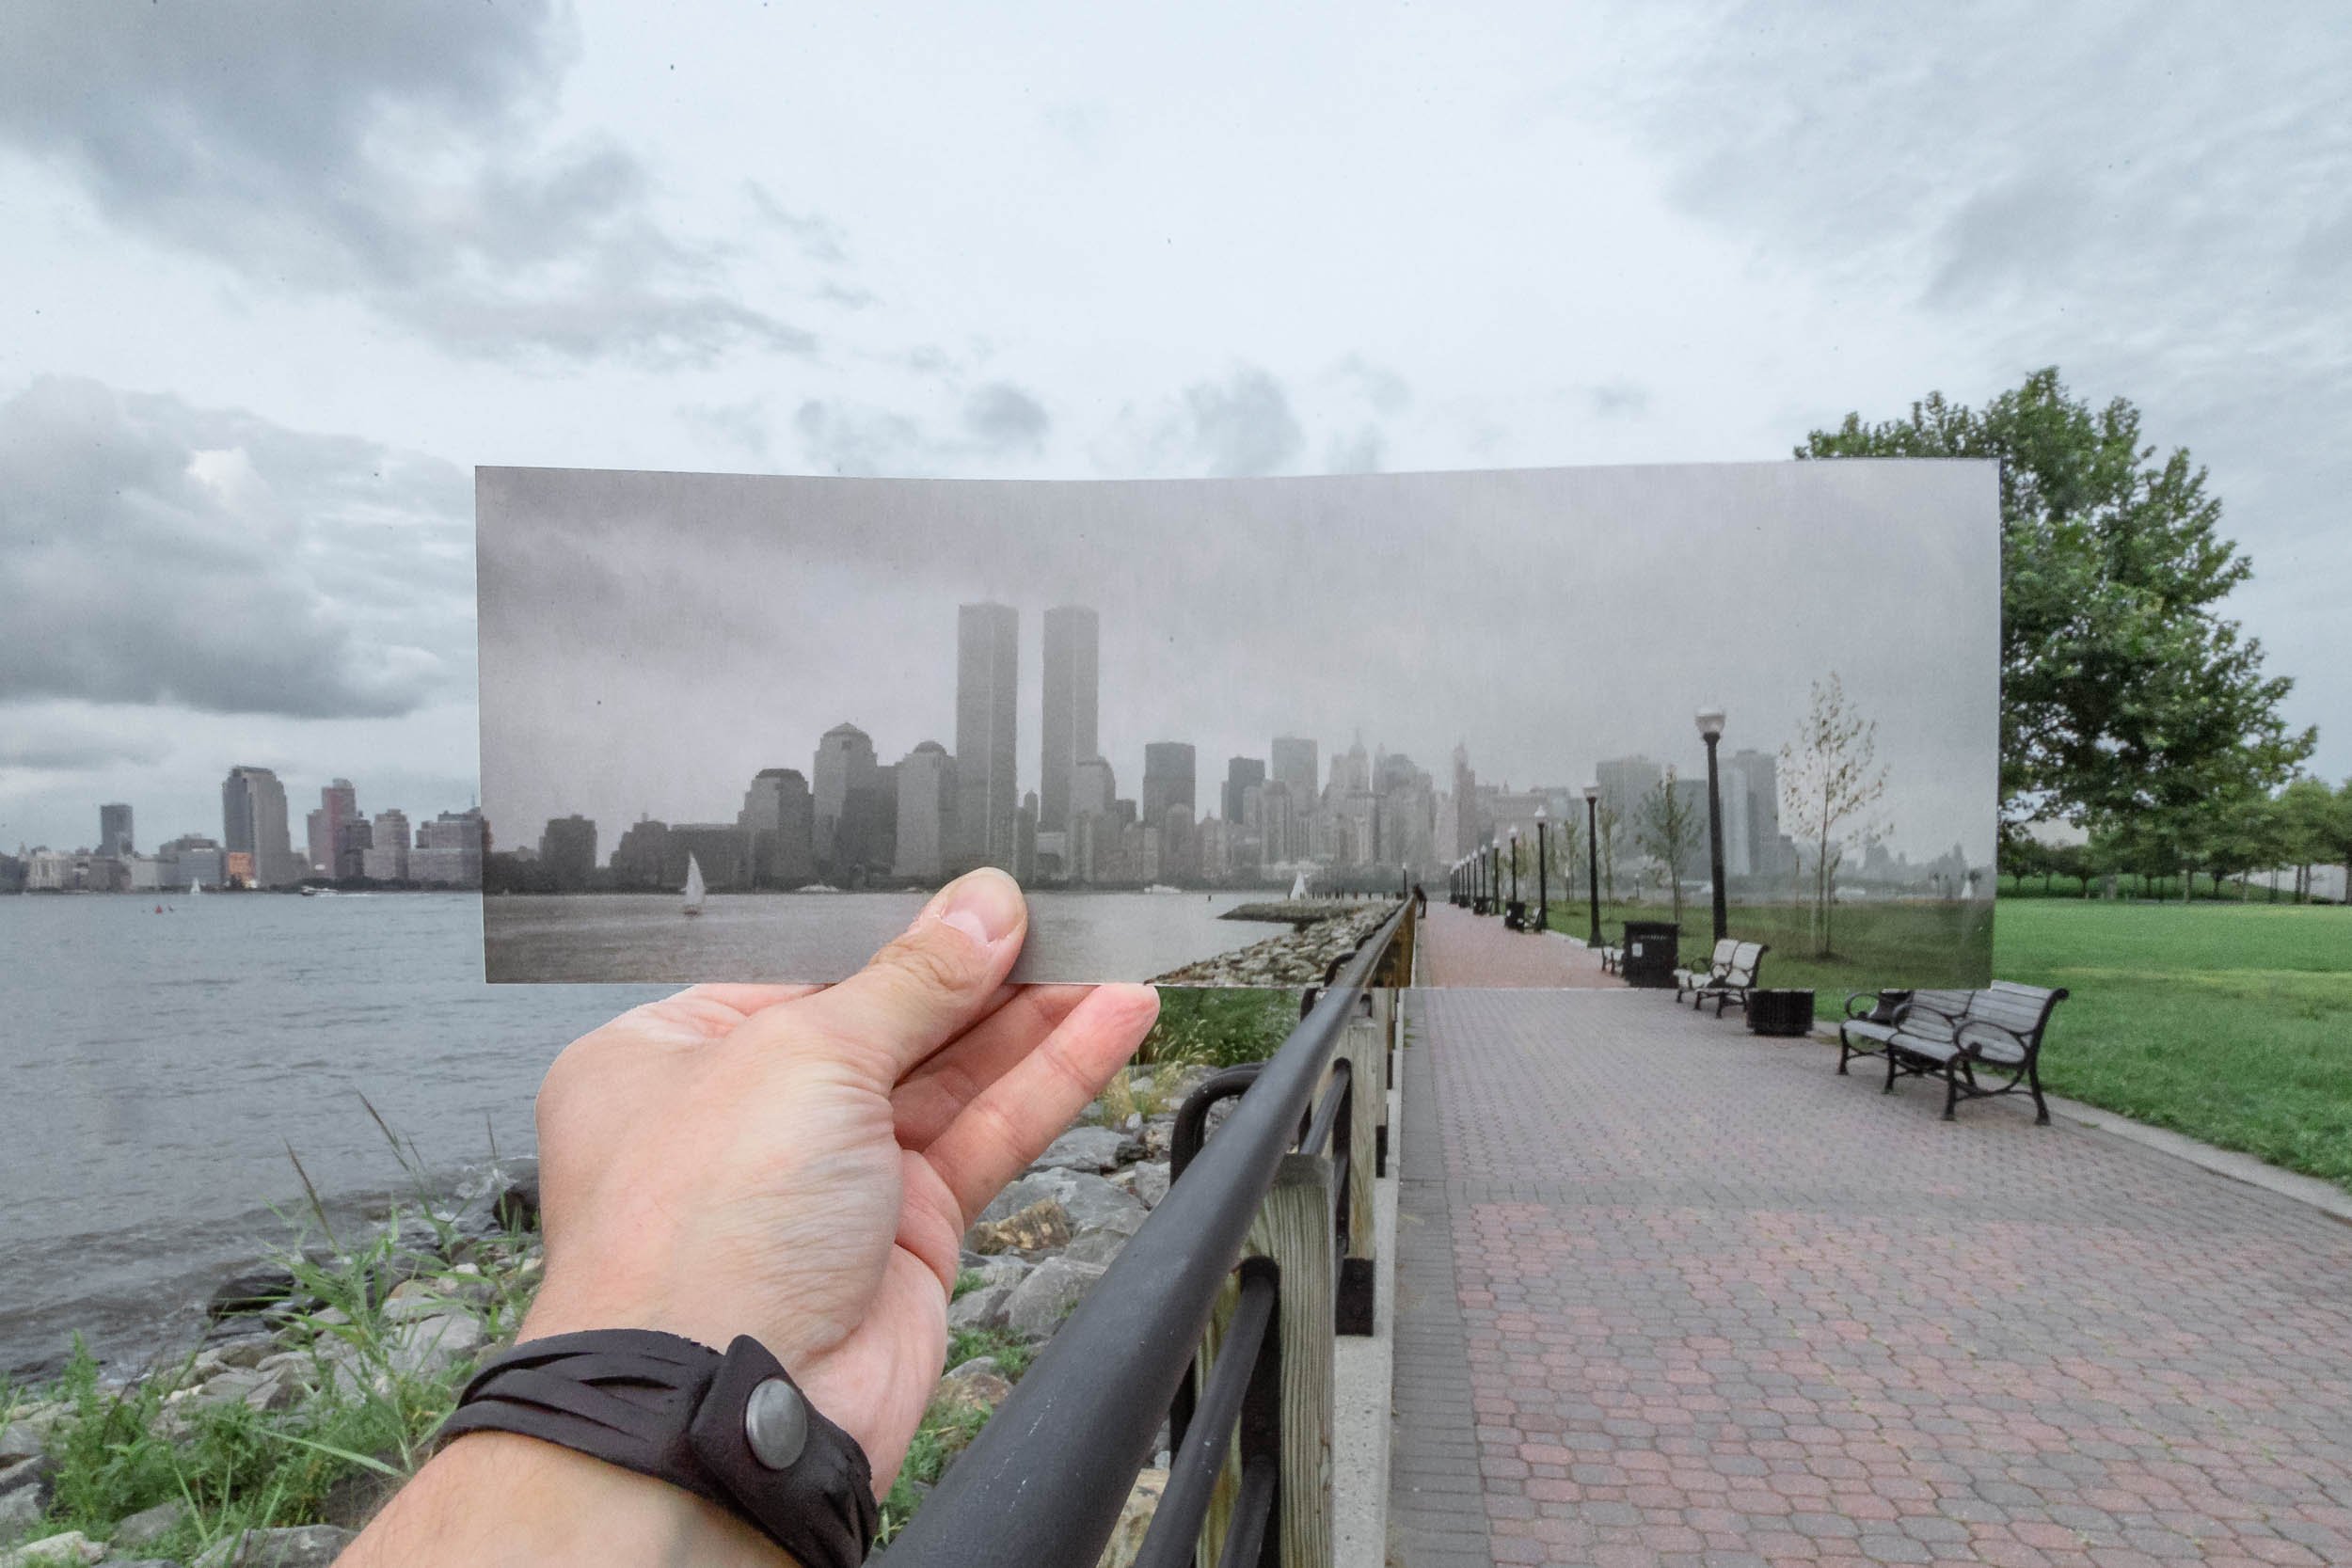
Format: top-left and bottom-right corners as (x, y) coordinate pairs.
(1798, 368), (2314, 847)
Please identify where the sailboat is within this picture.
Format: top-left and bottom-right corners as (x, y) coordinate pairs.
(1289, 870), (1310, 900)
(681, 853), (707, 917)
(189, 879), (203, 898)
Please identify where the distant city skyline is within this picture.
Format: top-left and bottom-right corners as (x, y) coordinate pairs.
(478, 462), (2003, 886)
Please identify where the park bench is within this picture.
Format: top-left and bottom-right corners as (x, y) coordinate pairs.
(1675, 939), (1768, 1015)
(1836, 982), (2070, 1123)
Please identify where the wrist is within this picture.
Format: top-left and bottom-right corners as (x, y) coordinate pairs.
(343, 1430), (794, 1568)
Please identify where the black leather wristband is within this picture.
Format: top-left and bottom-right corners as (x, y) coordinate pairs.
(437, 1328), (878, 1568)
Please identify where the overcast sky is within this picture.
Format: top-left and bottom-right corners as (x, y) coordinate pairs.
(480, 460), (1998, 864)
(2, 2), (2342, 856)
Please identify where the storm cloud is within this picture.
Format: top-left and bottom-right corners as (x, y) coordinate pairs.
(0, 1), (814, 364)
(0, 378), (471, 719)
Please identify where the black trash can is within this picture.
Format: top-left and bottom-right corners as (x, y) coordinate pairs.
(1619, 920), (1680, 989)
(1748, 989), (1817, 1037)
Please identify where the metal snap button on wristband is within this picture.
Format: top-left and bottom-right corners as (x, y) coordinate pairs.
(743, 1377), (809, 1470)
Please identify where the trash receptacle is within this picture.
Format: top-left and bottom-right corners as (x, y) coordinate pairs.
(1748, 989), (1816, 1037)
(1619, 920), (1680, 988)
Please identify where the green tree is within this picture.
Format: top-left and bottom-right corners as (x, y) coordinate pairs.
(1636, 767), (1702, 928)
(1780, 673), (1890, 957)
(1797, 369), (2314, 849)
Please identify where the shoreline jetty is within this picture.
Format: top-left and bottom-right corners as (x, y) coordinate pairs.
(1154, 902), (1392, 985)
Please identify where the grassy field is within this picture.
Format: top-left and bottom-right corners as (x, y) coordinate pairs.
(1995, 900), (2352, 1192)
(1541, 896), (1994, 999)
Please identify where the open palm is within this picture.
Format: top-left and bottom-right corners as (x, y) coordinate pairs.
(516, 871), (1159, 1492)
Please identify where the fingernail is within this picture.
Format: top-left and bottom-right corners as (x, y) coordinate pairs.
(932, 868), (1024, 952)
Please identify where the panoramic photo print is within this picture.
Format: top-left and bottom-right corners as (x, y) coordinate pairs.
(477, 459), (2002, 985)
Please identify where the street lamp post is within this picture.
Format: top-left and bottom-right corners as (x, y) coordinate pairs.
(1582, 783), (1602, 947)
(1696, 705), (1728, 944)
(1489, 841), (1502, 916)
(1534, 804), (1549, 934)
(1508, 827), (1520, 912)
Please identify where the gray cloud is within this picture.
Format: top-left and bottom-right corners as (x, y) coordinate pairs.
(1324, 427), (1385, 474)
(1333, 355), (1413, 418)
(0, 377), (470, 719)
(1586, 379), (1651, 419)
(1569, 0), (2352, 763)
(1183, 368), (1305, 478)
(745, 183), (850, 264)
(793, 400), (935, 477)
(0, 731), (163, 774)
(963, 384), (1051, 454)
(0, 2), (813, 365)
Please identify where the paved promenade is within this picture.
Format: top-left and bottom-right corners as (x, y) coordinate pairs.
(1389, 987), (2352, 1568)
(1419, 901), (1626, 988)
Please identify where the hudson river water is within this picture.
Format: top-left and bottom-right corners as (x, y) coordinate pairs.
(0, 890), (1267, 1377)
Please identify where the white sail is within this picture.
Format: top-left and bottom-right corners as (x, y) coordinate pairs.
(189, 879), (202, 897)
(1289, 870), (1309, 900)
(682, 853), (707, 915)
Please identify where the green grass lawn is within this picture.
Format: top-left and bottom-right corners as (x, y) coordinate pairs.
(1534, 895), (2351, 1194)
(1994, 900), (2352, 1193)
(1540, 896), (1994, 998)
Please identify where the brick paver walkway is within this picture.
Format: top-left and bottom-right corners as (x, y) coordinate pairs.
(1421, 902), (1626, 989)
(1389, 990), (2352, 1568)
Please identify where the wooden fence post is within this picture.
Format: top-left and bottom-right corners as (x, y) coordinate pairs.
(1334, 1021), (1378, 1336)
(1194, 1153), (1335, 1568)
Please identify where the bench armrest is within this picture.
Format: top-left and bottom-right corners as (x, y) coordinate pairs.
(1841, 992), (1880, 1020)
(1953, 1018), (2034, 1061)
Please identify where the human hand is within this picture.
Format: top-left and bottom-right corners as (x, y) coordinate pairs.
(516, 867), (1160, 1492)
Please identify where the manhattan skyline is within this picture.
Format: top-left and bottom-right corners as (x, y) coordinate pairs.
(477, 460), (2004, 879)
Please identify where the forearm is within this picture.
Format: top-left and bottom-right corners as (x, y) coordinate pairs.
(337, 1431), (794, 1568)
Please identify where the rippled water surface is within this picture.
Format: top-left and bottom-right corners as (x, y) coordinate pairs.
(0, 889), (1271, 1376)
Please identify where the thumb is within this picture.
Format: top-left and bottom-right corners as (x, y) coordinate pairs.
(778, 867), (1028, 1084)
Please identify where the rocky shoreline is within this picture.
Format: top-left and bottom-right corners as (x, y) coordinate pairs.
(0, 1065), (1218, 1567)
(1152, 903), (1393, 986)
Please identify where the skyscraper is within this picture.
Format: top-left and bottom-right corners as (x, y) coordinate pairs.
(812, 723), (878, 873)
(1039, 606), (1098, 833)
(955, 603), (1019, 872)
(363, 810), (411, 881)
(99, 803), (133, 859)
(221, 766), (296, 887)
(739, 768), (816, 887)
(1271, 736), (1318, 802)
(1142, 742), (1196, 826)
(307, 779), (357, 875)
(539, 816), (597, 890)
(1222, 757), (1265, 825)
(893, 742), (958, 880)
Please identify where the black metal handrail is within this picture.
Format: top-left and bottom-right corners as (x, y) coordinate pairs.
(1134, 1259), (1279, 1568)
(879, 899), (1411, 1568)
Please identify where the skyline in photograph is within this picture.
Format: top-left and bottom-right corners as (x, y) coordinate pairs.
(478, 458), (2003, 889)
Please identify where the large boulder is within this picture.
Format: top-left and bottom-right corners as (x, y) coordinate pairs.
(0, 1456), (51, 1502)
(936, 1357), (1012, 1410)
(0, 1532), (103, 1568)
(974, 1176), (1058, 1227)
(1096, 1468), (1168, 1568)
(382, 1310), (485, 1379)
(946, 1281), (1016, 1333)
(965, 1199), (1070, 1257)
(1110, 1162), (1171, 1210)
(1031, 1170), (1149, 1239)
(0, 1428), (42, 1468)
(192, 1524), (356, 1567)
(0, 1485), (46, 1542)
(204, 1266), (315, 1321)
(110, 1497), (187, 1549)
(1004, 1258), (1107, 1341)
(1029, 1127), (1127, 1174)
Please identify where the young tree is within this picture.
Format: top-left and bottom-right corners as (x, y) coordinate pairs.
(2278, 777), (2341, 902)
(1637, 767), (1702, 927)
(1780, 673), (1890, 957)
(1797, 369), (2315, 847)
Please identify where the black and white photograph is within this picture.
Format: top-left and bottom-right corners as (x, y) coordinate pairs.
(478, 458), (2001, 985)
